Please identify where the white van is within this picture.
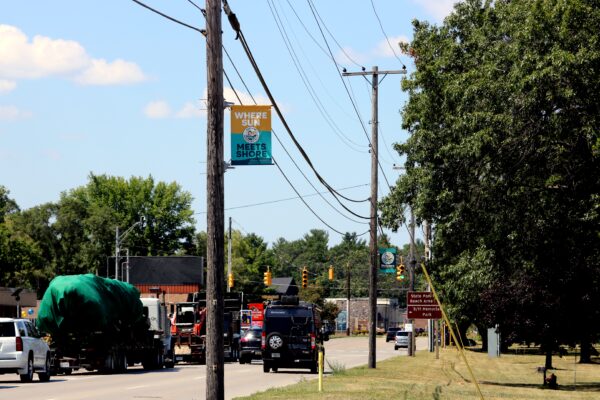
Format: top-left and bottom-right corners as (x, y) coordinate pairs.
(394, 331), (409, 350)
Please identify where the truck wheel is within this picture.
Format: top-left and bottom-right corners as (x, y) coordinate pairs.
(20, 355), (34, 382)
(263, 362), (270, 373)
(38, 354), (51, 382)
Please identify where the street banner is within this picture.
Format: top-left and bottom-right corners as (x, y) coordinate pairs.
(231, 105), (272, 165)
(248, 302), (264, 328)
(241, 310), (252, 329)
(378, 247), (397, 273)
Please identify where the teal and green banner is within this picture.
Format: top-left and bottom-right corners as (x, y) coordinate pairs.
(379, 247), (397, 273)
(231, 105), (272, 166)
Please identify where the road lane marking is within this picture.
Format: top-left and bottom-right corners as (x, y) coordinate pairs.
(127, 385), (149, 390)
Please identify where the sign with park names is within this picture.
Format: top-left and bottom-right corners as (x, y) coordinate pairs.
(231, 105), (272, 165)
(378, 247), (397, 273)
(407, 291), (442, 319)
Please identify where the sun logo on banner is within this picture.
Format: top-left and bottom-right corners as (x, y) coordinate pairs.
(243, 126), (260, 143)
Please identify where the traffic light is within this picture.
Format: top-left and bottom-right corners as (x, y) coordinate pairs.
(263, 267), (272, 286)
(328, 265), (334, 281)
(227, 273), (234, 288)
(302, 267), (308, 289)
(396, 262), (406, 282)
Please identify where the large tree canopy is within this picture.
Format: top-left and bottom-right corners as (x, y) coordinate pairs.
(381, 0), (600, 359)
(4, 174), (196, 290)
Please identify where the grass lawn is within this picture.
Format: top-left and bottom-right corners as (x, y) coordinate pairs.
(235, 346), (600, 399)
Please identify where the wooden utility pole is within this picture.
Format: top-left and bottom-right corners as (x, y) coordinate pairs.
(408, 208), (416, 357)
(342, 67), (405, 369)
(206, 0), (225, 398)
(227, 216), (232, 293)
(346, 261), (351, 336)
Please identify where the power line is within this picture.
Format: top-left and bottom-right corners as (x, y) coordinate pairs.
(267, 0), (367, 152)
(369, 0), (407, 68)
(272, 158), (347, 236)
(195, 183), (369, 214)
(131, 0), (205, 34)
(305, 0), (394, 191)
(184, 0), (369, 225)
(136, 0), (369, 230)
(221, 0), (372, 211)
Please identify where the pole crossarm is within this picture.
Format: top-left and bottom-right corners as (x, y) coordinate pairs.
(342, 70), (406, 77)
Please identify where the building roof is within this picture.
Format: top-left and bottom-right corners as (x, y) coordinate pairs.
(0, 287), (37, 307)
(126, 256), (204, 286)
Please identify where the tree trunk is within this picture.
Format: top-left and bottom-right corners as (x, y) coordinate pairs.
(477, 323), (487, 352)
(580, 334), (592, 364)
(545, 348), (553, 369)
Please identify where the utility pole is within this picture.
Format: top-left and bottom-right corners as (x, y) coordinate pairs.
(424, 220), (435, 353)
(206, 0), (225, 398)
(227, 217), (232, 293)
(342, 67), (405, 369)
(346, 261), (351, 337)
(408, 208), (416, 357)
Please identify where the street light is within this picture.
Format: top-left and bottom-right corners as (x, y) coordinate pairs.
(115, 216), (144, 281)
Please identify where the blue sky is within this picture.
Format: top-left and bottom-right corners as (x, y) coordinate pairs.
(1, 0), (456, 248)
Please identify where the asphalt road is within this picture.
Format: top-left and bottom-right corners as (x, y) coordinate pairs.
(0, 336), (426, 400)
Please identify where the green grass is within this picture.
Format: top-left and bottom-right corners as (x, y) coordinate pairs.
(234, 348), (600, 400)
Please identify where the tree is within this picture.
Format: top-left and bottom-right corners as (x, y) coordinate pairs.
(231, 232), (274, 296)
(0, 185), (19, 222)
(382, 0), (600, 364)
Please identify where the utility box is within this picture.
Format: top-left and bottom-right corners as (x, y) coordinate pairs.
(487, 326), (500, 358)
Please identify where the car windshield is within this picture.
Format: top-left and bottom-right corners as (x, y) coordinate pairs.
(396, 332), (408, 337)
(244, 328), (262, 338)
(0, 322), (15, 337)
(265, 308), (313, 335)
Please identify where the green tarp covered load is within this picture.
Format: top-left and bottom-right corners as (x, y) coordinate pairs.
(38, 274), (145, 336)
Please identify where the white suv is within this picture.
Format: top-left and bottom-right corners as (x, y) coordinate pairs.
(0, 318), (51, 382)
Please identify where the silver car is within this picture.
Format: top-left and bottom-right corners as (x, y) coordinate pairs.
(0, 318), (51, 382)
(394, 331), (409, 350)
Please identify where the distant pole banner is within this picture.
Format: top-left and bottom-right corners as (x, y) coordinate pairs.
(231, 105), (272, 165)
(379, 247), (397, 273)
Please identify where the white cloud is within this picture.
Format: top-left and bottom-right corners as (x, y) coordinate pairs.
(373, 36), (411, 58)
(334, 47), (368, 66)
(0, 80), (16, 94)
(75, 59), (147, 86)
(0, 105), (32, 120)
(0, 24), (147, 85)
(144, 88), (274, 120)
(222, 87), (271, 107)
(411, 0), (457, 21)
(176, 101), (204, 119)
(144, 100), (172, 119)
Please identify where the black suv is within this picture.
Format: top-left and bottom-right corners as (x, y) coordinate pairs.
(261, 296), (328, 373)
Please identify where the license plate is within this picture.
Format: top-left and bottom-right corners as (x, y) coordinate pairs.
(176, 356), (183, 361)
(60, 362), (70, 368)
(271, 353), (280, 358)
(255, 351), (261, 355)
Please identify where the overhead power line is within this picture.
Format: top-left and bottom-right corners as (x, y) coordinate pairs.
(185, 0), (368, 226)
(369, 0), (407, 68)
(195, 183), (369, 214)
(134, 0), (370, 232)
(221, 0), (372, 213)
(305, 0), (394, 191)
